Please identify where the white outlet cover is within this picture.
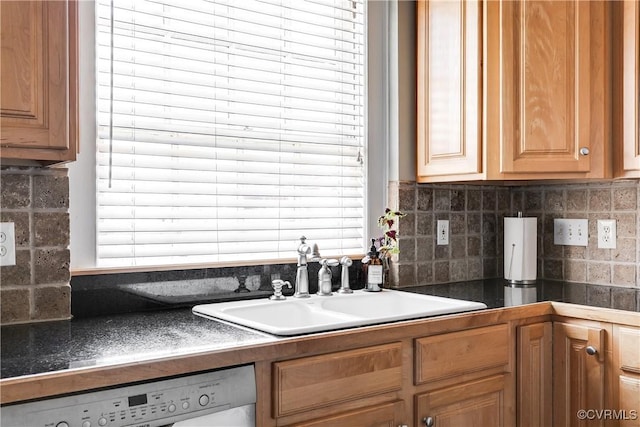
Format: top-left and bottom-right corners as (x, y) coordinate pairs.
(0, 222), (16, 266)
(597, 219), (616, 249)
(437, 220), (449, 245)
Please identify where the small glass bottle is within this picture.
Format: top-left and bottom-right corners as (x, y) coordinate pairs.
(361, 239), (383, 292)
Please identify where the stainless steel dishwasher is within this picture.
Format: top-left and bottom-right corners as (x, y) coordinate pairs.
(0, 364), (256, 427)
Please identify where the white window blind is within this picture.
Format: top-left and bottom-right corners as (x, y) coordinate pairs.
(95, 0), (366, 267)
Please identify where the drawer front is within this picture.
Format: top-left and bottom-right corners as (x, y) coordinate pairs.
(618, 326), (640, 374)
(286, 400), (404, 427)
(415, 324), (510, 384)
(273, 342), (403, 417)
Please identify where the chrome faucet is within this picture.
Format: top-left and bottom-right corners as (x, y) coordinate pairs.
(317, 258), (339, 296)
(294, 236), (311, 298)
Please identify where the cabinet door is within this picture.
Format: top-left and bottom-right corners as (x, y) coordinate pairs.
(517, 322), (552, 427)
(553, 322), (607, 427)
(415, 375), (507, 427)
(416, 0), (482, 182)
(614, 0), (640, 177)
(288, 400), (405, 427)
(0, 0), (77, 164)
(614, 326), (640, 427)
(489, 0), (607, 177)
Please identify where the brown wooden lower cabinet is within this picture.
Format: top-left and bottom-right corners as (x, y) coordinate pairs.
(415, 375), (507, 427)
(553, 321), (608, 427)
(517, 322), (552, 427)
(285, 400), (405, 427)
(260, 307), (639, 427)
(614, 325), (640, 427)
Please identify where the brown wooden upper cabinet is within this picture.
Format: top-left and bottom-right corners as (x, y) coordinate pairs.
(0, 0), (78, 165)
(417, 0), (611, 182)
(613, 0), (640, 178)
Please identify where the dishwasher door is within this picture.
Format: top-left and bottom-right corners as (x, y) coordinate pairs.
(1, 365), (256, 427)
(172, 403), (255, 427)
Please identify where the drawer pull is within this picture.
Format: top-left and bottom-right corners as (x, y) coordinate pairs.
(579, 147), (590, 156)
(585, 346), (598, 356)
(423, 416), (434, 427)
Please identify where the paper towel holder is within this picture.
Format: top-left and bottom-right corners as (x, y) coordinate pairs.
(503, 212), (538, 285)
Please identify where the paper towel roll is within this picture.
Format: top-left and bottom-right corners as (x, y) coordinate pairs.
(504, 216), (537, 284)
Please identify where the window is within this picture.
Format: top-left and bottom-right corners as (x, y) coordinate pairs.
(94, 0), (366, 267)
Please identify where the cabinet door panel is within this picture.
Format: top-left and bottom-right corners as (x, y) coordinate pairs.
(415, 375), (506, 427)
(553, 322), (606, 427)
(500, 1), (593, 174)
(517, 322), (552, 427)
(615, 326), (640, 427)
(288, 400), (404, 427)
(618, 376), (640, 427)
(1, 1), (68, 150)
(416, 0), (482, 181)
(622, 0), (640, 173)
(0, 0), (77, 164)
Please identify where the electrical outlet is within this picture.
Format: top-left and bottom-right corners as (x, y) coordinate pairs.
(436, 220), (449, 245)
(0, 222), (16, 266)
(597, 219), (616, 249)
(553, 218), (588, 246)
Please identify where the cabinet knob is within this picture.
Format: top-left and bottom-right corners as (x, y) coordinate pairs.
(579, 147), (590, 156)
(423, 416), (435, 427)
(585, 345), (598, 356)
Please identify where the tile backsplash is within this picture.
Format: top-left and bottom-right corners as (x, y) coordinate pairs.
(0, 167), (71, 324)
(388, 181), (508, 287)
(389, 180), (639, 290)
(1, 168), (638, 324)
(511, 181), (638, 287)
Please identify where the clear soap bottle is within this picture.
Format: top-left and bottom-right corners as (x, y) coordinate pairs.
(361, 239), (383, 292)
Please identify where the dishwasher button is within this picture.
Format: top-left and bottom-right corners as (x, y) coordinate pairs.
(82, 422), (91, 427)
(56, 422), (69, 427)
(168, 403), (176, 413)
(199, 394), (210, 406)
(98, 417), (107, 426)
(182, 401), (189, 410)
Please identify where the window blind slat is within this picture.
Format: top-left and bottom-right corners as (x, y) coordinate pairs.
(96, 0), (366, 267)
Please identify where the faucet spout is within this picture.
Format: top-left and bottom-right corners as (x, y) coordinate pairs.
(294, 236), (312, 298)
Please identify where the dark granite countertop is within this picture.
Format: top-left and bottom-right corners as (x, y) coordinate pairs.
(0, 309), (276, 379)
(2, 278), (638, 381)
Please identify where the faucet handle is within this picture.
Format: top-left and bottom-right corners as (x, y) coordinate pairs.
(270, 279), (291, 300)
(319, 258), (339, 268)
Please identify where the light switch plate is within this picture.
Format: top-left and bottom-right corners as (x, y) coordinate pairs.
(553, 218), (588, 246)
(0, 222), (16, 266)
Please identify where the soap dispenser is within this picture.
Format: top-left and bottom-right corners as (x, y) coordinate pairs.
(361, 239), (383, 292)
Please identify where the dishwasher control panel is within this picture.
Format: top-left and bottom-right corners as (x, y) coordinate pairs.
(1, 364), (256, 427)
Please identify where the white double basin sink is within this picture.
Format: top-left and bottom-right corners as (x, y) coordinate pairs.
(193, 289), (487, 336)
